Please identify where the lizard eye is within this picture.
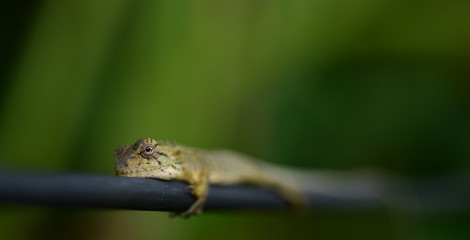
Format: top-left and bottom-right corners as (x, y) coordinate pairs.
(140, 144), (155, 158)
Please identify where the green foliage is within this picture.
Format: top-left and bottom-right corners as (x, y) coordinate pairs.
(0, 0), (468, 239)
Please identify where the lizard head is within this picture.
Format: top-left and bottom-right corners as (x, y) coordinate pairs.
(113, 137), (183, 180)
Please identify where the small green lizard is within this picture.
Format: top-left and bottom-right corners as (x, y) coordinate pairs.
(113, 138), (406, 218)
(114, 137), (311, 217)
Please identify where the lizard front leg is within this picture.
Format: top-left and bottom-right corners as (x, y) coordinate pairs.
(173, 169), (209, 218)
(182, 180), (208, 217)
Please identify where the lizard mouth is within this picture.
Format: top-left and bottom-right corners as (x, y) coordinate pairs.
(115, 166), (180, 180)
(115, 167), (162, 177)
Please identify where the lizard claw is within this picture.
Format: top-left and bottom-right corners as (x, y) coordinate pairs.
(168, 196), (205, 218)
(168, 208), (202, 219)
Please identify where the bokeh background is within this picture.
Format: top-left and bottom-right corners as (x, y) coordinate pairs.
(1, 0), (469, 239)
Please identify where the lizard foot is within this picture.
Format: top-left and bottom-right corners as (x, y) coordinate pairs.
(169, 182), (207, 218)
(169, 199), (204, 218)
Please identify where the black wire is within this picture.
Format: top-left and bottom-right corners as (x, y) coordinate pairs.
(0, 169), (468, 213)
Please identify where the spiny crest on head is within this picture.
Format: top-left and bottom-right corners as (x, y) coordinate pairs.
(132, 138), (157, 151)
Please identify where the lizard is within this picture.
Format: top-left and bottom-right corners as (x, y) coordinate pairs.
(113, 137), (313, 217)
(113, 137), (404, 217)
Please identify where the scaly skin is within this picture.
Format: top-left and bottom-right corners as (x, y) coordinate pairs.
(114, 137), (306, 217)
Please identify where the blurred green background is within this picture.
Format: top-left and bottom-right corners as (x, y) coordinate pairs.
(1, 0), (469, 239)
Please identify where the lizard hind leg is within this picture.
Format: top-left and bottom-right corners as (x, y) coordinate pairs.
(274, 183), (309, 209)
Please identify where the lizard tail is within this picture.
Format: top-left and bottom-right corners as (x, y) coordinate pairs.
(261, 165), (417, 211)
